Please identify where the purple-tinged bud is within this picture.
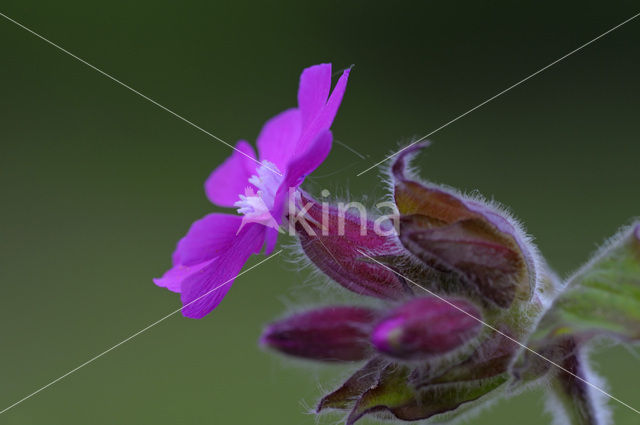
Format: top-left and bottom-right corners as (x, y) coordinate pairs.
(261, 306), (378, 362)
(391, 143), (537, 308)
(371, 297), (482, 360)
(293, 193), (411, 300)
(399, 215), (523, 307)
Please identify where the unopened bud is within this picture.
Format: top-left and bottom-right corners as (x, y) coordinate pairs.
(261, 306), (378, 362)
(391, 143), (537, 308)
(293, 193), (411, 300)
(371, 297), (481, 360)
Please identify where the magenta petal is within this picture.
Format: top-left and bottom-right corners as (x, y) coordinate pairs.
(311, 67), (350, 137)
(255, 108), (302, 172)
(286, 129), (333, 188)
(180, 223), (266, 318)
(296, 68), (350, 156)
(173, 213), (242, 266)
(272, 130), (333, 221)
(153, 259), (213, 293)
(263, 227), (279, 255)
(204, 140), (257, 207)
(297, 63), (332, 129)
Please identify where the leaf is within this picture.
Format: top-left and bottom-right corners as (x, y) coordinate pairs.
(529, 223), (640, 348)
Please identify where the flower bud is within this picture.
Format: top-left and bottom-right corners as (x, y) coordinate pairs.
(391, 143), (537, 308)
(261, 306), (378, 362)
(292, 192), (411, 300)
(371, 297), (481, 360)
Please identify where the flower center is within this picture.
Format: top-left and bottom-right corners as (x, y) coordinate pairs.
(234, 161), (284, 230)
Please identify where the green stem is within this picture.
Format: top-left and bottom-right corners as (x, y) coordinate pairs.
(547, 339), (606, 425)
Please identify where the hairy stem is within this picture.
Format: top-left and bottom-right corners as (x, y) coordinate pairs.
(547, 339), (608, 425)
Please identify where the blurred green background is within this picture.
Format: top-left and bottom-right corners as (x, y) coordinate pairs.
(1, 1), (639, 424)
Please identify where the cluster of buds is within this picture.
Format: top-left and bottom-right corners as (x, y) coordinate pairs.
(260, 143), (640, 425)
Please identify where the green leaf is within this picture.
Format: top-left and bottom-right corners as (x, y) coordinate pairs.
(529, 223), (640, 348)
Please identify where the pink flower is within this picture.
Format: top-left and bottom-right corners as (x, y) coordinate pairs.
(154, 64), (350, 318)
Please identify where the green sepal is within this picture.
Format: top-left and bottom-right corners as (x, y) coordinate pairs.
(345, 363), (508, 424)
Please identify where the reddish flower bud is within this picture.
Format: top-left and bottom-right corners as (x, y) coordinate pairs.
(292, 193), (411, 300)
(392, 143), (537, 308)
(371, 297), (481, 360)
(261, 306), (378, 362)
